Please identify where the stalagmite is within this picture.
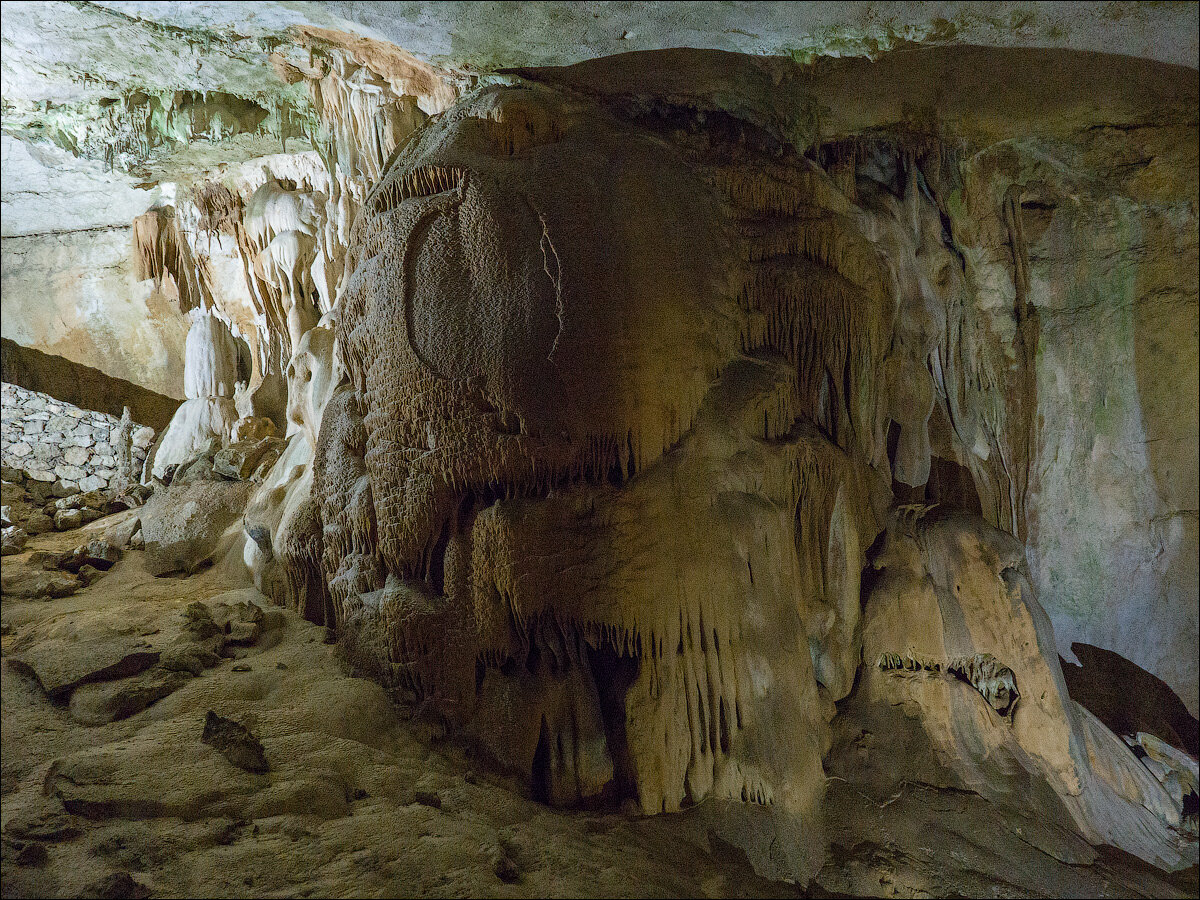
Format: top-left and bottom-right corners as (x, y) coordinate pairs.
(148, 312), (242, 480)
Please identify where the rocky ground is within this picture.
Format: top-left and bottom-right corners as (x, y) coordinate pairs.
(2, 514), (1197, 899)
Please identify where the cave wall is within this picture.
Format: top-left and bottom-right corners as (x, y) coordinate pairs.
(1, 4), (1197, 881)
(0, 133), (191, 400)
(1, 338), (181, 432)
(0, 227), (189, 401)
(1027, 185), (1200, 716)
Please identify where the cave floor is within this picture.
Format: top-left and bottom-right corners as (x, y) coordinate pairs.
(2, 518), (1195, 899)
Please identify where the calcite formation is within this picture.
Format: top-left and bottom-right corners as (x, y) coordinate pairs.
(2, 8), (1197, 891)
(304, 64), (1196, 877)
(148, 312), (241, 480)
(861, 508), (1194, 870)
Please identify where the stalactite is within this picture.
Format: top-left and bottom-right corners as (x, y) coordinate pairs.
(132, 206), (206, 313)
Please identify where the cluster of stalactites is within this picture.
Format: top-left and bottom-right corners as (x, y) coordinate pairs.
(876, 650), (1021, 717)
(312, 66), (425, 187)
(44, 90), (302, 174)
(367, 165), (465, 216)
(132, 205), (208, 314)
(695, 160), (891, 466)
(190, 181), (245, 240)
(464, 509), (771, 813)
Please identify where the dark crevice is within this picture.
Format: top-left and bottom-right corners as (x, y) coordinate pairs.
(1062, 642), (1199, 757)
(587, 643), (640, 804)
(531, 716), (552, 803)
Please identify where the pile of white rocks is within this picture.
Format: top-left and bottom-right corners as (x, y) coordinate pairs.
(1, 382), (154, 492)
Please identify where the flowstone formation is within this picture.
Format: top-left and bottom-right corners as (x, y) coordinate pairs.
(148, 311), (242, 481)
(285, 55), (1198, 881)
(856, 508), (1195, 870)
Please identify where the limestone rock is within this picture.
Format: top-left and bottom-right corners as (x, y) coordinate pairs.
(7, 640), (158, 701)
(53, 463), (86, 483)
(78, 489), (108, 510)
(102, 513), (142, 550)
(213, 436), (284, 481)
(77, 474), (107, 492)
(26, 549), (69, 570)
(160, 643), (222, 676)
(139, 478), (252, 575)
(2, 525), (28, 555)
(170, 446), (220, 485)
(68, 667), (193, 726)
(201, 711), (270, 774)
(230, 416), (277, 443)
(50, 479), (78, 498)
(76, 563), (104, 586)
(53, 508), (82, 530)
(23, 512), (54, 535)
(858, 508), (1196, 871)
(61, 540), (121, 573)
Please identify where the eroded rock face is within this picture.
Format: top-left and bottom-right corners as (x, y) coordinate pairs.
(859, 507), (1196, 869)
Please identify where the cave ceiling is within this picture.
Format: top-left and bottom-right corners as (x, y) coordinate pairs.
(3, 0), (1198, 236)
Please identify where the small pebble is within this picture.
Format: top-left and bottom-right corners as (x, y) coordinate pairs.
(414, 790), (442, 810)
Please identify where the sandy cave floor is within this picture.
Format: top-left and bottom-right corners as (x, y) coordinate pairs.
(1, 513), (1197, 899)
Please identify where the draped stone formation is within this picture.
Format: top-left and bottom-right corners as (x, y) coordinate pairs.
(309, 66), (1197, 878)
(148, 312), (241, 480)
